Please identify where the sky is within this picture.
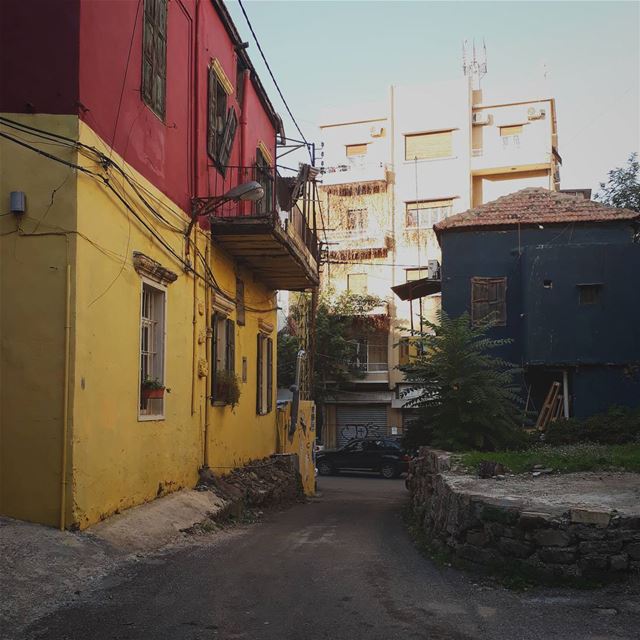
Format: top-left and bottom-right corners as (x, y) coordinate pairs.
(227, 0), (640, 193)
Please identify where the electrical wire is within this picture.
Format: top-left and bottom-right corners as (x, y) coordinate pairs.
(235, 0), (312, 161)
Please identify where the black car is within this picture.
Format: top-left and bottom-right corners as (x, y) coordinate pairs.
(316, 438), (410, 479)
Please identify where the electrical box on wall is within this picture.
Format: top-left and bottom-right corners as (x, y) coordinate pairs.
(10, 191), (26, 214)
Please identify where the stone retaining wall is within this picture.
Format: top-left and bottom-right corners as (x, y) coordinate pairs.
(407, 448), (640, 579)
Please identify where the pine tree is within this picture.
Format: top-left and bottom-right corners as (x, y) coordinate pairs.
(401, 310), (524, 451)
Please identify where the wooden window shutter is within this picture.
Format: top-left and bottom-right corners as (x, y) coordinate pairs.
(226, 319), (235, 374)
(256, 333), (263, 414)
(211, 314), (219, 403)
(235, 278), (245, 326)
(405, 131), (453, 161)
(471, 278), (489, 326)
(266, 338), (273, 413)
(219, 108), (238, 167)
(346, 143), (367, 157)
(496, 278), (507, 324)
(207, 68), (217, 159)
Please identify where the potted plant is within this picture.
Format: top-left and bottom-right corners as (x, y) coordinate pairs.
(141, 376), (165, 400)
(213, 370), (241, 408)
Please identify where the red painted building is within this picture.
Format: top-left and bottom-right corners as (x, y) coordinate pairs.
(1, 0), (284, 214)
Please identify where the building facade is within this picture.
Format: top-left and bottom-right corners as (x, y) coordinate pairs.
(434, 188), (640, 418)
(318, 75), (560, 446)
(0, 0), (318, 528)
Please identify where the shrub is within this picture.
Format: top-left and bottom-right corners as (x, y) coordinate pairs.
(544, 406), (640, 446)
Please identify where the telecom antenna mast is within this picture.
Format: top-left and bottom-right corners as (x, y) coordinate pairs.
(462, 39), (487, 89)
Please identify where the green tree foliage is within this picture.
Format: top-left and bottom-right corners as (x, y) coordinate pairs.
(594, 152), (640, 212)
(401, 311), (524, 452)
(278, 290), (384, 405)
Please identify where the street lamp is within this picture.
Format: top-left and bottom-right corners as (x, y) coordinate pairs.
(187, 181), (264, 237)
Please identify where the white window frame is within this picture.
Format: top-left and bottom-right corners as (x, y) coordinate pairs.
(138, 277), (167, 421)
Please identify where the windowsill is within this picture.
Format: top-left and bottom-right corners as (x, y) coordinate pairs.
(405, 226), (437, 231)
(212, 401), (228, 407)
(138, 414), (166, 422)
(403, 155), (458, 164)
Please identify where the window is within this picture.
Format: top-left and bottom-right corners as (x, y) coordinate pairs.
(207, 67), (237, 169)
(578, 283), (602, 305)
(406, 200), (453, 228)
(351, 336), (388, 372)
(346, 208), (368, 231)
(256, 333), (273, 414)
(347, 273), (368, 294)
(471, 277), (507, 326)
(211, 314), (235, 404)
(405, 130), (453, 161)
(235, 278), (245, 326)
(142, 0), (167, 118)
(346, 143), (367, 157)
(140, 282), (166, 418)
(500, 124), (522, 147)
(255, 147), (273, 215)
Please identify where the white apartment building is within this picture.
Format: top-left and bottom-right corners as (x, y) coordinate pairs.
(318, 75), (560, 447)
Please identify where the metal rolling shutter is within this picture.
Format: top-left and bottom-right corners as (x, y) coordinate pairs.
(336, 405), (388, 448)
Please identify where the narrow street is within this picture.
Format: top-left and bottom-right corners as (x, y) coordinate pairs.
(23, 477), (639, 640)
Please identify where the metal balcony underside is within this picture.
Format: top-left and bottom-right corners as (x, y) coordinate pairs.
(209, 213), (319, 291)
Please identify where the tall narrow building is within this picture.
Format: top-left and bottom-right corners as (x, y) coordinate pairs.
(318, 74), (560, 447)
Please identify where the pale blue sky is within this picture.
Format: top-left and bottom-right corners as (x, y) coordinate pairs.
(228, 1), (640, 193)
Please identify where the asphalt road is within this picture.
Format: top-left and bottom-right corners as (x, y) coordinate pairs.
(23, 475), (640, 640)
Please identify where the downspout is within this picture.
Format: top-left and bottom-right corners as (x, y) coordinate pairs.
(190, 228), (198, 415)
(203, 240), (211, 468)
(60, 237), (71, 530)
(562, 370), (570, 418)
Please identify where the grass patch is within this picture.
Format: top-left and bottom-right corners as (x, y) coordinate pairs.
(460, 443), (640, 474)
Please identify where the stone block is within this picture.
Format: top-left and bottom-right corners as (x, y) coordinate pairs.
(610, 554), (629, 571)
(480, 503), (519, 525)
(579, 555), (609, 572)
(626, 542), (640, 560)
(518, 511), (553, 530)
(570, 508), (611, 528)
(572, 525), (606, 541)
(497, 537), (535, 559)
(466, 530), (489, 547)
(534, 529), (571, 547)
(457, 544), (504, 566)
(579, 540), (623, 555)
(537, 547), (577, 564)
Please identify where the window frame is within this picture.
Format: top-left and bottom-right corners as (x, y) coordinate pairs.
(404, 130), (454, 161)
(346, 143), (368, 158)
(471, 276), (507, 327)
(578, 283), (603, 305)
(346, 208), (368, 231)
(347, 273), (368, 294)
(211, 313), (236, 405)
(255, 147), (273, 215)
(138, 278), (167, 421)
(141, 0), (168, 120)
(256, 333), (274, 415)
(405, 200), (454, 229)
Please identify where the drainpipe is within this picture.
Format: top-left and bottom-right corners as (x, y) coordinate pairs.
(289, 350), (306, 437)
(562, 370), (570, 418)
(190, 229), (198, 415)
(203, 241), (212, 468)
(60, 238), (71, 530)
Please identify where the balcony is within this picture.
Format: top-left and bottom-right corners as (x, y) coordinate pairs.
(471, 139), (553, 175)
(194, 165), (319, 291)
(320, 160), (389, 187)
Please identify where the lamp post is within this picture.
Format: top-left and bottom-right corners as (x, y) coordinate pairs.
(186, 181), (264, 238)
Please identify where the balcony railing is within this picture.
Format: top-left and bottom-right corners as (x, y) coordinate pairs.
(195, 164), (319, 263)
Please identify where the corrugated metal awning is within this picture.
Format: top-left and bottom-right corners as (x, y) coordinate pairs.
(391, 277), (441, 301)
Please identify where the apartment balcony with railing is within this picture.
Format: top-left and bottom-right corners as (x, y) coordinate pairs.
(320, 159), (390, 187)
(471, 135), (553, 174)
(194, 164), (319, 291)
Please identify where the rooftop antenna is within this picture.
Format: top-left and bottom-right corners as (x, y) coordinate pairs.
(462, 38), (487, 89)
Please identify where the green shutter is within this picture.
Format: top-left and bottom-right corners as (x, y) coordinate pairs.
(226, 319), (235, 374)
(256, 333), (263, 414)
(211, 314), (218, 403)
(266, 337), (273, 413)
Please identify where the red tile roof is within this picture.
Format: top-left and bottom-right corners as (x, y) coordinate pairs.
(434, 188), (639, 233)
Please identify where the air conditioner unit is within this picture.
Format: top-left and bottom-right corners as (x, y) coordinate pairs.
(528, 107), (546, 120)
(472, 112), (491, 126)
(370, 125), (386, 138)
(427, 259), (440, 279)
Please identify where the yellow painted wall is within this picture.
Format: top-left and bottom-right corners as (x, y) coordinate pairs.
(276, 400), (316, 496)
(1, 115), (282, 529)
(0, 114), (80, 526)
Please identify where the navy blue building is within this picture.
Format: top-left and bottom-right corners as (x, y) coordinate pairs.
(433, 188), (640, 418)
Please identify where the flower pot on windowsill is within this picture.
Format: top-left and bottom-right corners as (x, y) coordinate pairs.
(141, 386), (165, 400)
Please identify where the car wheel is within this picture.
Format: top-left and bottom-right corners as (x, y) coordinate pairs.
(317, 460), (335, 476)
(380, 463), (397, 479)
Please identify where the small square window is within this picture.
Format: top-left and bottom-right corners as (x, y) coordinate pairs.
(578, 284), (602, 305)
(543, 279), (553, 289)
